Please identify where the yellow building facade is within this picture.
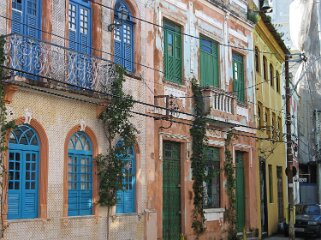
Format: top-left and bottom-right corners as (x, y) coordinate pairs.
(254, 14), (288, 237)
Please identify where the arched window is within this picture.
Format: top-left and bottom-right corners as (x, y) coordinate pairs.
(114, 0), (134, 72)
(8, 125), (40, 219)
(276, 71), (280, 93)
(255, 47), (260, 73)
(116, 142), (136, 213)
(68, 131), (93, 216)
(270, 63), (274, 87)
(263, 56), (268, 81)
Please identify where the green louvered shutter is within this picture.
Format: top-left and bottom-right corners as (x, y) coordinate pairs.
(164, 20), (182, 84)
(163, 141), (181, 240)
(200, 37), (219, 87)
(232, 52), (245, 103)
(236, 151), (245, 232)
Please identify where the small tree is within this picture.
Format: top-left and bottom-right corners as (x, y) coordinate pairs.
(96, 65), (137, 239)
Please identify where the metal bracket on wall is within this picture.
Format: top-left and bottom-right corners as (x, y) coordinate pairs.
(154, 94), (180, 130)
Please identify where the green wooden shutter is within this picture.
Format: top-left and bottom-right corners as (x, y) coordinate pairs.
(164, 20), (182, 84)
(163, 141), (181, 240)
(235, 151), (245, 232)
(200, 37), (219, 87)
(232, 52), (245, 103)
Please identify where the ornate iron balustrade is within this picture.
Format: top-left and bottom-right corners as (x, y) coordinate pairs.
(2, 33), (116, 93)
(202, 88), (236, 114)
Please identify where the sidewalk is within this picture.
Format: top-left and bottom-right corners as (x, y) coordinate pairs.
(265, 233), (320, 239)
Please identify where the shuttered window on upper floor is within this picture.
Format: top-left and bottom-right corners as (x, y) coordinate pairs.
(232, 52), (245, 103)
(200, 36), (219, 88)
(114, 0), (134, 72)
(164, 20), (182, 84)
(68, 0), (91, 54)
(270, 63), (274, 87)
(12, 0), (41, 39)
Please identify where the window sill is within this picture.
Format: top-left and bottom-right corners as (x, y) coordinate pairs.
(124, 71), (142, 80)
(62, 215), (95, 220)
(237, 101), (248, 108)
(6, 218), (47, 224)
(163, 79), (186, 89)
(204, 208), (225, 222)
(114, 212), (137, 216)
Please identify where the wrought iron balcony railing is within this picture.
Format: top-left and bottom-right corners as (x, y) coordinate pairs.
(2, 33), (116, 93)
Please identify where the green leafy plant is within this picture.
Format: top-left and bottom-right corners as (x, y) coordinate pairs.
(247, 10), (259, 24)
(224, 131), (237, 240)
(0, 36), (16, 235)
(96, 65), (137, 239)
(190, 79), (207, 238)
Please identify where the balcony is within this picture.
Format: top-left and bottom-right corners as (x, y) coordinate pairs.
(201, 88), (241, 127)
(202, 88), (236, 113)
(2, 33), (116, 94)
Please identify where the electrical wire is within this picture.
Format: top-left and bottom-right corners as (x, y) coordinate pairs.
(89, 0), (279, 55)
(0, 64), (293, 143)
(0, 5), (296, 116)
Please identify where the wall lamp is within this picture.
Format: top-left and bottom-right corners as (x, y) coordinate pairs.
(250, 0), (273, 14)
(260, 0), (273, 13)
(107, 8), (129, 32)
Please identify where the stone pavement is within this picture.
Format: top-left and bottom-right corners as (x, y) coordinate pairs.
(265, 233), (321, 239)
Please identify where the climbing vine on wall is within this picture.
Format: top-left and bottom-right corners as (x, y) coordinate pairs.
(224, 130), (237, 240)
(96, 65), (137, 207)
(0, 36), (16, 234)
(190, 79), (207, 237)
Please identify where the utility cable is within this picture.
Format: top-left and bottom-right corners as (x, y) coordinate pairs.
(0, 64), (292, 142)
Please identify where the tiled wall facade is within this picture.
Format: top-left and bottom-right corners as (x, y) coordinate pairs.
(1, 0), (155, 239)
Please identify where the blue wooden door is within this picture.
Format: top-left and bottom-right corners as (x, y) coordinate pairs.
(68, 132), (93, 216)
(116, 146), (136, 213)
(68, 0), (92, 88)
(11, 0), (42, 79)
(8, 125), (40, 219)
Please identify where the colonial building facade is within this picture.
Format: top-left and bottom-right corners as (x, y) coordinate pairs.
(253, 12), (288, 237)
(0, 0), (155, 239)
(152, 0), (259, 239)
(0, 0), (290, 239)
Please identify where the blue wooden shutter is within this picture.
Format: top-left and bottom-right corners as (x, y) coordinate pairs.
(79, 5), (90, 54)
(69, 3), (78, 51)
(12, 9), (23, 34)
(123, 23), (133, 72)
(22, 151), (39, 218)
(114, 25), (122, 66)
(116, 146), (136, 213)
(68, 132), (93, 216)
(116, 190), (124, 213)
(8, 125), (40, 220)
(68, 154), (78, 216)
(7, 150), (22, 219)
(26, 0), (40, 39)
(114, 2), (134, 72)
(79, 156), (93, 215)
(124, 150), (135, 213)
